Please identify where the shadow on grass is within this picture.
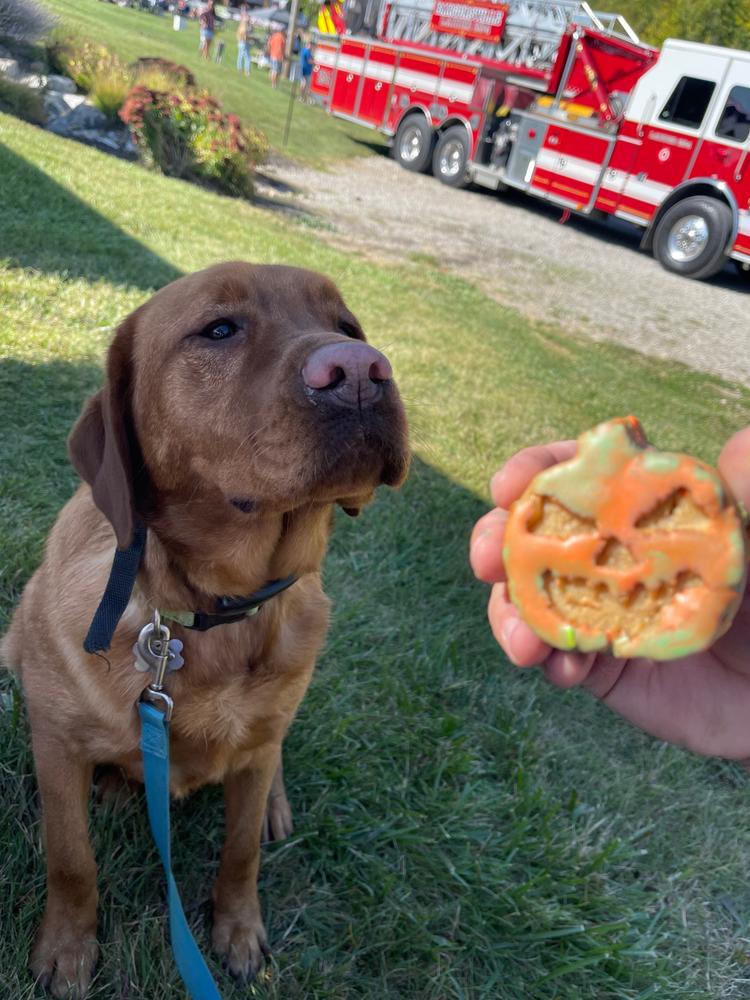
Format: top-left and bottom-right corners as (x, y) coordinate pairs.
(0, 358), (104, 620)
(0, 141), (183, 291)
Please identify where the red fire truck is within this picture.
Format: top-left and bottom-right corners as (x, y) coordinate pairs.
(311, 0), (750, 280)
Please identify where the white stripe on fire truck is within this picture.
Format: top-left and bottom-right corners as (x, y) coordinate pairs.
(620, 175), (671, 207)
(738, 211), (750, 236)
(536, 148), (601, 186)
(314, 49), (474, 104)
(536, 151), (677, 210)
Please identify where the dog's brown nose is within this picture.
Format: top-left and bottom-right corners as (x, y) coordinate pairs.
(302, 342), (392, 406)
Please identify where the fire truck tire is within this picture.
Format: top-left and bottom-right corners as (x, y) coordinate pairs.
(652, 197), (732, 280)
(432, 126), (469, 188)
(393, 115), (434, 174)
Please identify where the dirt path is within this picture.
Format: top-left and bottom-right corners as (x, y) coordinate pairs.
(256, 152), (750, 387)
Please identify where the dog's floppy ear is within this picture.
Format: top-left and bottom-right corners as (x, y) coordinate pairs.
(68, 319), (140, 549)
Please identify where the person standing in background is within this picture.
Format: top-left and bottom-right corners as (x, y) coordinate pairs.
(199, 0), (216, 59)
(267, 27), (286, 89)
(236, 2), (252, 76)
(299, 34), (314, 102)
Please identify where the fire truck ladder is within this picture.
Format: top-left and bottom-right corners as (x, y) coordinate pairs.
(349, 0), (639, 71)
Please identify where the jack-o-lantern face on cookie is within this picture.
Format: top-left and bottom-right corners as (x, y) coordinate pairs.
(504, 417), (747, 660)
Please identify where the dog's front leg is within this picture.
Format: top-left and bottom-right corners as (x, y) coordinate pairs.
(212, 743), (279, 981)
(29, 735), (98, 999)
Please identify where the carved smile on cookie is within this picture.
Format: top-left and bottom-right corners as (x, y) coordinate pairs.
(504, 418), (747, 660)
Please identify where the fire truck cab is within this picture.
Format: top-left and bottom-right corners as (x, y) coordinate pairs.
(312, 0), (750, 279)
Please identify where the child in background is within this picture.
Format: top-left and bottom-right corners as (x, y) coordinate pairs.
(199, 0), (216, 59)
(300, 35), (314, 102)
(236, 3), (252, 76)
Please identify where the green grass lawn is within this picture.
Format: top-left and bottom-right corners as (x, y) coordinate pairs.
(40, 0), (383, 165)
(3, 112), (750, 999)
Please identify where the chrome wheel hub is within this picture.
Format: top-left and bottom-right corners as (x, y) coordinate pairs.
(400, 125), (423, 163)
(439, 140), (464, 178)
(667, 215), (709, 263)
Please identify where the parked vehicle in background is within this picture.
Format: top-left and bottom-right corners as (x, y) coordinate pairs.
(311, 0), (750, 280)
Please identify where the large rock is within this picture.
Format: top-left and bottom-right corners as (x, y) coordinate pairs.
(47, 101), (109, 135)
(46, 74), (77, 95)
(43, 92), (70, 120)
(0, 57), (20, 80)
(17, 73), (47, 90)
(63, 92), (87, 111)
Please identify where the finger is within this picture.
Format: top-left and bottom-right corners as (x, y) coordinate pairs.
(542, 650), (598, 688)
(490, 440), (577, 510)
(488, 583), (551, 666)
(470, 508), (507, 583)
(579, 653), (630, 700)
(718, 426), (750, 512)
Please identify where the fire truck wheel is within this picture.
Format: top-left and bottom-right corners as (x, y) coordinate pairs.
(393, 115), (434, 173)
(652, 196), (732, 280)
(432, 126), (469, 188)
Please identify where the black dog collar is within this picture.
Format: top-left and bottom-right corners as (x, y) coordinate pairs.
(159, 576), (298, 631)
(84, 518), (296, 653)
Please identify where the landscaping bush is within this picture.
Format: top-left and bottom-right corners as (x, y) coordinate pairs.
(0, 0), (55, 44)
(119, 86), (267, 197)
(0, 76), (46, 125)
(46, 36), (124, 93)
(89, 62), (133, 123)
(131, 57), (195, 88)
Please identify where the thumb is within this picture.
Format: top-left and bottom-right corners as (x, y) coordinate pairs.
(718, 426), (750, 513)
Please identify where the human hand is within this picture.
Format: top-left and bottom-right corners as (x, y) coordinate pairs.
(470, 429), (750, 760)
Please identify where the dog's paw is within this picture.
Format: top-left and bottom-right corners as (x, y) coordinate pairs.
(262, 785), (293, 844)
(212, 908), (270, 982)
(30, 926), (98, 999)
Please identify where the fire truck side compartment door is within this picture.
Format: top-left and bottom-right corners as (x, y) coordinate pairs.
(689, 54), (750, 261)
(614, 42), (730, 222)
(505, 113), (547, 189)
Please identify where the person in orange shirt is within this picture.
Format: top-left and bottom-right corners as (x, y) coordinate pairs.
(267, 28), (286, 88)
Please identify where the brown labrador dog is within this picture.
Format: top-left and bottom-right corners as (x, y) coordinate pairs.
(1, 262), (409, 997)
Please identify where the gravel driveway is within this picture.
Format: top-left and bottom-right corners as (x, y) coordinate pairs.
(257, 151), (750, 386)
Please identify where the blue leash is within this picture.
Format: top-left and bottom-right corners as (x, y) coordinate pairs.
(139, 698), (224, 999)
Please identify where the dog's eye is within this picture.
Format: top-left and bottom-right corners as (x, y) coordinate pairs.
(200, 319), (237, 341)
(338, 319), (361, 339)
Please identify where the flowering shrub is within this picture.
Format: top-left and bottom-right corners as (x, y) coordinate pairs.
(119, 87), (267, 198)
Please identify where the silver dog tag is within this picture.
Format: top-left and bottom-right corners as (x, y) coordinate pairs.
(133, 624), (184, 674)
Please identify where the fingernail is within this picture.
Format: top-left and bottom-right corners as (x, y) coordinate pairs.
(501, 618), (519, 658)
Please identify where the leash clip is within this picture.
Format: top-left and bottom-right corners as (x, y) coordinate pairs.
(137, 611), (176, 720)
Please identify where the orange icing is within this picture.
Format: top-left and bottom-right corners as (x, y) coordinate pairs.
(503, 417), (747, 659)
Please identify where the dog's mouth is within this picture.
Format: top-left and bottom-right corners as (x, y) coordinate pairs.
(310, 395), (409, 488)
(226, 394), (408, 514)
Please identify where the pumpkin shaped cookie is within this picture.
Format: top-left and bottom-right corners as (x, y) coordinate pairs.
(504, 417), (747, 660)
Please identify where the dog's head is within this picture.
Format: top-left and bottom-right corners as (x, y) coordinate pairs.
(69, 262), (410, 548)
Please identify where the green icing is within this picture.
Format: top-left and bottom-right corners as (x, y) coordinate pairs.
(623, 627), (697, 661)
(692, 466), (715, 483)
(727, 528), (746, 585)
(641, 451), (679, 474)
(559, 624), (576, 649)
(535, 420), (641, 518)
